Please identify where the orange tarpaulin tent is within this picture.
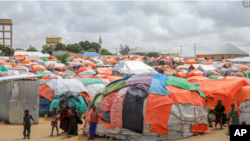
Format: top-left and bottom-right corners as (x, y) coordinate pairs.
(97, 68), (112, 76)
(39, 85), (55, 101)
(48, 56), (57, 61)
(31, 65), (47, 70)
(21, 60), (32, 64)
(77, 67), (88, 74)
(198, 79), (249, 113)
(14, 55), (28, 61)
(188, 70), (203, 78)
(238, 65), (250, 71)
(231, 86), (250, 116)
(176, 72), (187, 78)
(85, 62), (97, 68)
(186, 76), (209, 83)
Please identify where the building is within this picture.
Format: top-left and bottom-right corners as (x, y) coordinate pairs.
(196, 43), (249, 60)
(128, 47), (179, 57)
(128, 47), (161, 55)
(46, 35), (62, 48)
(161, 48), (179, 57)
(0, 19), (13, 48)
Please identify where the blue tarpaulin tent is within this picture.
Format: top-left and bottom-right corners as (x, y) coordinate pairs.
(82, 52), (100, 56)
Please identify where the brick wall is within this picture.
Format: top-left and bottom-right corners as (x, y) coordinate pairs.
(196, 54), (248, 60)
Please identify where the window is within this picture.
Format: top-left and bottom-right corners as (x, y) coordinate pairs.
(212, 56), (214, 59)
(205, 56), (207, 60)
(222, 56), (224, 60)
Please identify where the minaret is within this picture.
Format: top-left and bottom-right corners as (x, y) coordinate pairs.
(99, 35), (102, 53)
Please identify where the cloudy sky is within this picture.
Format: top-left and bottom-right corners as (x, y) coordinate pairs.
(0, 1), (250, 56)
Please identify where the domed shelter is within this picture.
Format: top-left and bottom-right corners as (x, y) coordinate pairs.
(198, 78), (249, 113)
(83, 74), (210, 140)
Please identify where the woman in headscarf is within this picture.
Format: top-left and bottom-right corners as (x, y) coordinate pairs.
(214, 99), (227, 129)
(60, 105), (70, 134)
(68, 105), (79, 137)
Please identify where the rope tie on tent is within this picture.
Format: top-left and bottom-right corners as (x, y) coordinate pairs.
(177, 104), (184, 137)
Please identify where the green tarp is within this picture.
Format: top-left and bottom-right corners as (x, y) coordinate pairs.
(165, 76), (210, 113)
(94, 94), (103, 108)
(60, 58), (70, 62)
(78, 78), (104, 85)
(209, 75), (220, 79)
(43, 58), (50, 61)
(242, 70), (250, 78)
(67, 96), (87, 112)
(0, 65), (9, 72)
(101, 80), (126, 96)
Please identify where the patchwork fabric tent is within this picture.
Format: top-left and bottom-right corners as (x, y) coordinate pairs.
(198, 78), (249, 113)
(231, 86), (250, 124)
(186, 76), (209, 83)
(83, 74), (210, 140)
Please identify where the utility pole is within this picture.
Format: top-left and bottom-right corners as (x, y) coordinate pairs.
(194, 44), (196, 58)
(116, 48), (117, 54)
(180, 46), (182, 58)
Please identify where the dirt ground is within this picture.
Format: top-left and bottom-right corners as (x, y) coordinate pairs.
(0, 118), (229, 141)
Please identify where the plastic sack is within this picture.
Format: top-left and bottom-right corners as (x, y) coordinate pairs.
(39, 98), (51, 117)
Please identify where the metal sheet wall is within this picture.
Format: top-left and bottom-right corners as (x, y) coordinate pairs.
(9, 79), (39, 124)
(0, 81), (12, 120)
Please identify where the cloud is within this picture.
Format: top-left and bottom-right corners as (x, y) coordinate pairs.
(0, 1), (249, 56)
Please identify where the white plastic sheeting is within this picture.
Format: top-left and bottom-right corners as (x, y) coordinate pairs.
(78, 70), (96, 76)
(14, 52), (50, 57)
(112, 61), (157, 75)
(85, 84), (106, 100)
(46, 79), (87, 94)
(198, 65), (217, 72)
(84, 103), (207, 141)
(238, 100), (250, 124)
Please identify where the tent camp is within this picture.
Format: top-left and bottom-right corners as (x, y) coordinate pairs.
(83, 74), (210, 140)
(112, 61), (157, 76)
(197, 65), (217, 73)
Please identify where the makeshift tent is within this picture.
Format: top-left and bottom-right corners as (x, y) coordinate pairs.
(39, 98), (51, 117)
(176, 72), (187, 78)
(82, 52), (100, 56)
(43, 58), (50, 61)
(208, 75), (221, 79)
(112, 61), (157, 76)
(198, 78), (249, 113)
(186, 76), (209, 83)
(231, 86), (250, 124)
(83, 74), (210, 140)
(97, 68), (112, 76)
(238, 65), (250, 71)
(188, 70), (203, 78)
(197, 65), (217, 73)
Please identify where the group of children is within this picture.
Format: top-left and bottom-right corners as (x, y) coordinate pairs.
(23, 106), (101, 140)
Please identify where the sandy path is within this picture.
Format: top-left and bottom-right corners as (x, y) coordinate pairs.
(0, 118), (229, 141)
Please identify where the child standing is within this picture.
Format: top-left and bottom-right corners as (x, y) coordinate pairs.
(50, 107), (59, 136)
(23, 110), (36, 139)
(88, 106), (102, 140)
(227, 103), (239, 136)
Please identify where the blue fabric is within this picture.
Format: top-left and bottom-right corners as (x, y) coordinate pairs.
(106, 76), (131, 87)
(82, 52), (100, 56)
(39, 98), (51, 117)
(89, 124), (97, 137)
(152, 73), (167, 84)
(148, 78), (169, 96)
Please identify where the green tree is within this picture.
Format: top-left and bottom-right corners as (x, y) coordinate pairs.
(54, 43), (66, 51)
(147, 52), (160, 58)
(0, 44), (15, 56)
(135, 52), (146, 56)
(80, 50), (86, 54)
(41, 45), (53, 52)
(55, 53), (70, 64)
(27, 45), (38, 52)
(79, 41), (100, 52)
(119, 44), (130, 55)
(100, 48), (113, 55)
(15, 48), (23, 50)
(87, 48), (96, 52)
(66, 43), (82, 53)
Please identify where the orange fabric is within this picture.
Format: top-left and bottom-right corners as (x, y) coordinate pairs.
(31, 65), (47, 70)
(188, 70), (203, 78)
(21, 60), (32, 64)
(97, 68), (112, 76)
(48, 56), (57, 61)
(239, 65), (250, 71)
(207, 97), (215, 111)
(191, 123), (213, 134)
(198, 79), (249, 113)
(107, 76), (123, 82)
(39, 85), (55, 101)
(77, 67), (88, 74)
(84, 57), (90, 60)
(213, 73), (220, 76)
(144, 94), (173, 135)
(14, 55), (28, 61)
(71, 58), (83, 62)
(176, 72), (187, 78)
(183, 58), (197, 64)
(100, 90), (120, 112)
(0, 62), (7, 65)
(166, 85), (206, 109)
(108, 59), (117, 65)
(198, 58), (205, 60)
(12, 65), (24, 68)
(218, 68), (223, 72)
(231, 86), (250, 109)
(55, 66), (64, 70)
(186, 76), (209, 83)
(86, 62), (97, 68)
(80, 92), (91, 102)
